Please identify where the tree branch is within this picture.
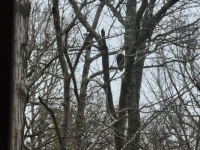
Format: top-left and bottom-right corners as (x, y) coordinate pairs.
(68, 0), (101, 40)
(104, 0), (126, 26)
(138, 0), (180, 45)
(99, 29), (117, 119)
(135, 0), (148, 30)
(38, 96), (63, 148)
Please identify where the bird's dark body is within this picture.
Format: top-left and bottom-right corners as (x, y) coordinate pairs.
(117, 53), (124, 71)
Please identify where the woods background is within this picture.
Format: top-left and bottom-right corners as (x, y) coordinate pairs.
(11, 0), (200, 150)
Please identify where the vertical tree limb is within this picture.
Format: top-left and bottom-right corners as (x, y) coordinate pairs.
(38, 96), (64, 150)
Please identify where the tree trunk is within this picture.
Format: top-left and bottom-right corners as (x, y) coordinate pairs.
(10, 0), (30, 150)
(52, 1), (70, 149)
(61, 78), (70, 150)
(74, 37), (92, 149)
(118, 1), (179, 149)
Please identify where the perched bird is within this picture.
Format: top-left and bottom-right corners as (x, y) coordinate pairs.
(117, 49), (125, 71)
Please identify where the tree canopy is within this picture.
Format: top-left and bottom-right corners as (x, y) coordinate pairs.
(20, 0), (200, 149)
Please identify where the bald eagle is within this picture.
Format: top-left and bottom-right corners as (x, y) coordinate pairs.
(117, 50), (124, 71)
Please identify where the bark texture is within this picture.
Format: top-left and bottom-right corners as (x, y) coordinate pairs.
(112, 0), (180, 149)
(52, 0), (70, 149)
(10, 0), (30, 150)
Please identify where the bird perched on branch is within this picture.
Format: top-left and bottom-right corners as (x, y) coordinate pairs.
(117, 48), (125, 72)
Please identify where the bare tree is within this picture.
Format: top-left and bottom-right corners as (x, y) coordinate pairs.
(10, 0), (30, 150)
(24, 0), (200, 150)
(25, 0), (108, 149)
(141, 20), (200, 149)
(68, 0), (189, 149)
